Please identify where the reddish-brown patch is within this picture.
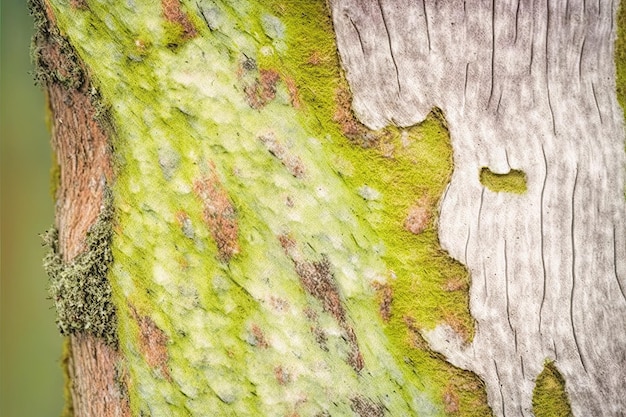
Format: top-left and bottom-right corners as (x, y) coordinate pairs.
(130, 307), (171, 381)
(278, 233), (297, 254)
(307, 50), (325, 66)
(274, 365), (290, 385)
(193, 169), (239, 262)
(283, 76), (301, 109)
(372, 282), (393, 322)
(404, 198), (432, 235)
(251, 324), (269, 348)
(269, 296), (290, 312)
(334, 86), (365, 139)
(442, 276), (467, 292)
(162, 0), (198, 40)
(443, 385), (460, 414)
(289, 245), (363, 372)
(442, 311), (470, 343)
(245, 69), (281, 109)
(70, 0), (88, 9)
(403, 316), (429, 351)
(258, 134), (306, 178)
(350, 396), (386, 417)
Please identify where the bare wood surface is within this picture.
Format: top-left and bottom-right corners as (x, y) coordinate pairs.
(332, 1), (626, 415)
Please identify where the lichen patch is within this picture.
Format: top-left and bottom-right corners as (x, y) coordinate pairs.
(193, 168), (240, 262)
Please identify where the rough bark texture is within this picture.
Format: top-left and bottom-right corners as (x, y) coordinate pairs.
(32, 1), (129, 415)
(332, 1), (626, 416)
(36, 0), (625, 415)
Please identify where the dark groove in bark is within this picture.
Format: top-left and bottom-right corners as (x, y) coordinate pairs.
(376, 0), (401, 94)
(514, 0), (521, 43)
(489, 0), (496, 106)
(463, 62), (469, 105)
(553, 339), (558, 361)
(578, 35), (586, 81)
(520, 355), (525, 379)
(477, 186), (485, 233)
(538, 145), (548, 334)
(464, 226), (471, 265)
(570, 166), (587, 372)
(591, 82), (603, 123)
(421, 0), (431, 51)
(504, 240), (514, 333)
(348, 17), (365, 57)
(494, 360), (507, 417)
(613, 225), (626, 303)
(482, 260), (488, 299)
(496, 90), (503, 114)
(545, 0), (556, 135)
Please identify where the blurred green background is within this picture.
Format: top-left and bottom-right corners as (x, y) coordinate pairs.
(1, 1), (65, 416)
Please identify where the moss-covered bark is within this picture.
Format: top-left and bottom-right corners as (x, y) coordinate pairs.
(36, 0), (497, 415)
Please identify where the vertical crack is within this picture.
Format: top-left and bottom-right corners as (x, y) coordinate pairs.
(570, 166), (587, 372)
(349, 17), (365, 57)
(504, 240), (514, 333)
(514, 0), (521, 43)
(578, 35), (586, 81)
(376, 0), (402, 94)
(591, 82), (603, 124)
(545, 0), (556, 135)
(494, 360), (507, 417)
(613, 225), (626, 303)
(464, 226), (471, 265)
(488, 0), (496, 106)
(463, 62), (470, 108)
(538, 145), (548, 334)
(422, 0), (431, 51)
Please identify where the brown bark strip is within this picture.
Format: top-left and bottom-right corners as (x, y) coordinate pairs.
(130, 306), (172, 381)
(279, 234), (364, 372)
(31, 1), (127, 415)
(193, 166), (240, 262)
(67, 335), (131, 417)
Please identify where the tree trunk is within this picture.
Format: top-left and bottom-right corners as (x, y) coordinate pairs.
(33, 0), (625, 416)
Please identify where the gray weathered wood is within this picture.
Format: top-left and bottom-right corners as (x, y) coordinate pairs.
(331, 1), (626, 415)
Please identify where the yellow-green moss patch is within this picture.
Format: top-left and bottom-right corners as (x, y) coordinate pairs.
(532, 361), (572, 417)
(479, 167), (528, 194)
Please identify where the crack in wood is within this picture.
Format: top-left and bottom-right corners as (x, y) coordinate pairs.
(376, 0), (401, 95)
(613, 225), (626, 304)
(569, 166), (587, 372)
(422, 0), (431, 51)
(591, 81), (603, 124)
(349, 17), (365, 57)
(538, 145), (548, 335)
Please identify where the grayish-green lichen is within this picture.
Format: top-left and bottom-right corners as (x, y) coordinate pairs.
(43, 192), (117, 346)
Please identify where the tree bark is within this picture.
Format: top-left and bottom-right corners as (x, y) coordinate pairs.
(34, 0), (625, 416)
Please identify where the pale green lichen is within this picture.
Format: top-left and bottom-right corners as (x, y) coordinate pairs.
(43, 0), (487, 415)
(532, 361), (572, 417)
(479, 167), (528, 194)
(43, 191), (117, 346)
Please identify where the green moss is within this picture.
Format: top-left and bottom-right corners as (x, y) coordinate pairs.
(479, 167), (528, 194)
(43, 190), (117, 346)
(532, 361), (572, 417)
